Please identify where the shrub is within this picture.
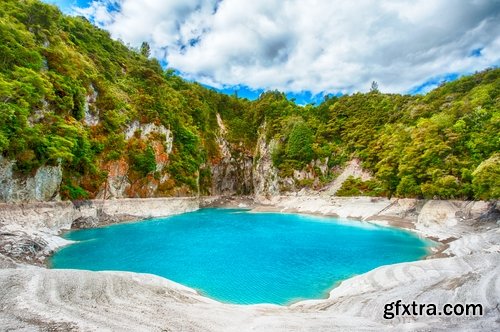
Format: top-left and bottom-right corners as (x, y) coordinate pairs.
(286, 122), (314, 163)
(130, 145), (156, 176)
(472, 154), (500, 199)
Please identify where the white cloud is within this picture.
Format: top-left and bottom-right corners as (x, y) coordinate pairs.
(76, 0), (500, 94)
(75, 0), (118, 26)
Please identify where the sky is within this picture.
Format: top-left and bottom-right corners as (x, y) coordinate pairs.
(43, 0), (500, 103)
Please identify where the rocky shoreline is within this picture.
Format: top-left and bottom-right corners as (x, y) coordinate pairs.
(0, 196), (499, 331)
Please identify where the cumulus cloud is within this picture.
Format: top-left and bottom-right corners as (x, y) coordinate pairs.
(75, 0), (500, 94)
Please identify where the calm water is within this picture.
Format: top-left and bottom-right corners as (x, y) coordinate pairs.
(50, 208), (431, 305)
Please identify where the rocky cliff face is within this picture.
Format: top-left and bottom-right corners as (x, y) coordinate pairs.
(97, 121), (175, 199)
(83, 84), (99, 126)
(0, 156), (62, 202)
(252, 128), (280, 201)
(124, 121), (173, 154)
(209, 114), (253, 195)
(0, 116), (369, 203)
(252, 126), (336, 202)
(97, 158), (130, 199)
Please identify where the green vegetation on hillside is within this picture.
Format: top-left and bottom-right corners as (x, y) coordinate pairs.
(256, 71), (499, 199)
(0, 0), (249, 197)
(0, 0), (498, 200)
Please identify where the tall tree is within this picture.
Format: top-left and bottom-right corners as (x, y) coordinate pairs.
(140, 41), (151, 57)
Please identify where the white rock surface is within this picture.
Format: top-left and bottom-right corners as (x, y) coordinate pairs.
(125, 121), (173, 154)
(0, 197), (199, 257)
(0, 246), (497, 331)
(257, 195), (391, 220)
(99, 197), (198, 218)
(253, 130), (280, 201)
(0, 196), (498, 331)
(83, 83), (99, 126)
(0, 156), (62, 202)
(211, 113), (253, 195)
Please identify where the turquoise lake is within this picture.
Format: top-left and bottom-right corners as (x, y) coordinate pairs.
(50, 208), (431, 305)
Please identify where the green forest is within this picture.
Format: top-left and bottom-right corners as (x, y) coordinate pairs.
(0, 0), (498, 200)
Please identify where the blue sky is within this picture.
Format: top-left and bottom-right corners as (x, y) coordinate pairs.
(220, 87), (331, 105)
(43, 0), (500, 103)
(44, 0), (92, 13)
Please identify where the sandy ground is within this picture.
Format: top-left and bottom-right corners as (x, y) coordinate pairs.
(0, 196), (499, 331)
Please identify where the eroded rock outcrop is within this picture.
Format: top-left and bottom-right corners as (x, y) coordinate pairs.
(252, 125), (375, 200)
(98, 158), (131, 199)
(83, 83), (99, 126)
(0, 197), (199, 264)
(0, 156), (62, 202)
(253, 130), (280, 201)
(210, 114), (253, 195)
(124, 121), (173, 154)
(97, 121), (175, 199)
(252, 131), (336, 200)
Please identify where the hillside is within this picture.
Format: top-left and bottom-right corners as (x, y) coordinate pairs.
(0, 0), (498, 201)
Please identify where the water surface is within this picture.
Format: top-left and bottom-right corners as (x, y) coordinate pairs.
(51, 208), (431, 304)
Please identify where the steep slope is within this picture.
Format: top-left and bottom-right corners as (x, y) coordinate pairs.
(0, 0), (254, 201)
(250, 72), (499, 200)
(0, 0), (498, 202)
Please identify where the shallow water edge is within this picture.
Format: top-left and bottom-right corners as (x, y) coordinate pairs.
(3, 195), (493, 268)
(50, 208), (433, 305)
